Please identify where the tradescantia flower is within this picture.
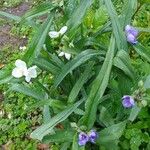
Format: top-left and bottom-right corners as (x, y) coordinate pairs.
(49, 26), (68, 39)
(88, 130), (98, 143)
(58, 51), (71, 60)
(122, 95), (135, 108)
(78, 130), (98, 146)
(12, 59), (37, 82)
(78, 132), (89, 146)
(125, 25), (138, 44)
(12, 59), (27, 78)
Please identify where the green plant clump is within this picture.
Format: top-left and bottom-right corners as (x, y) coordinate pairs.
(0, 0), (150, 149)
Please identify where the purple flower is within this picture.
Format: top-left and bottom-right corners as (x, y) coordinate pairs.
(88, 130), (98, 143)
(78, 132), (89, 146)
(125, 25), (138, 37)
(122, 95), (135, 108)
(126, 34), (138, 44)
(125, 25), (138, 44)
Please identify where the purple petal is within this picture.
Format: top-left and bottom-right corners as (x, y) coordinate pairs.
(125, 25), (138, 37)
(126, 34), (138, 44)
(78, 132), (89, 146)
(88, 130), (98, 143)
(122, 95), (135, 108)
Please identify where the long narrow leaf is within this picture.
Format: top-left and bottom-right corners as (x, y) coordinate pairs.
(8, 84), (46, 100)
(22, 2), (57, 20)
(23, 15), (53, 64)
(54, 49), (103, 88)
(104, 0), (127, 50)
(30, 99), (84, 140)
(67, 0), (93, 31)
(133, 43), (150, 63)
(81, 36), (115, 129)
(68, 62), (94, 103)
(113, 50), (134, 79)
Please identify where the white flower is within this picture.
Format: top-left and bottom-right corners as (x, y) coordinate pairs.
(12, 60), (37, 82)
(24, 66), (37, 82)
(49, 26), (68, 39)
(58, 52), (71, 60)
(8, 113), (12, 119)
(49, 31), (59, 38)
(59, 26), (68, 35)
(19, 46), (26, 51)
(12, 59), (27, 78)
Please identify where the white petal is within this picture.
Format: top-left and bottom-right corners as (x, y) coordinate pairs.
(25, 75), (31, 82)
(65, 53), (71, 60)
(58, 52), (65, 57)
(15, 59), (27, 69)
(12, 68), (24, 78)
(27, 66), (37, 78)
(59, 26), (67, 35)
(48, 31), (59, 38)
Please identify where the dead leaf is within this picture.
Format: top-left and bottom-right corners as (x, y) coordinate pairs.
(37, 143), (50, 150)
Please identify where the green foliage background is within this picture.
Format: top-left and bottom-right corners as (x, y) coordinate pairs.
(0, 0), (150, 149)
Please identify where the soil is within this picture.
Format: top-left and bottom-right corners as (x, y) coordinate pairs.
(0, 2), (30, 49)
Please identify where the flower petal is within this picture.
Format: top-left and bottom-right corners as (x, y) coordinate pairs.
(48, 31), (59, 38)
(27, 66), (37, 78)
(58, 52), (65, 57)
(15, 59), (27, 69)
(59, 26), (67, 35)
(12, 68), (24, 78)
(25, 75), (31, 83)
(65, 53), (71, 60)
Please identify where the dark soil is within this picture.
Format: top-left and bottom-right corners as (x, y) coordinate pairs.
(0, 2), (30, 49)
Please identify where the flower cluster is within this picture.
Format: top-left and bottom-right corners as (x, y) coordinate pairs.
(122, 95), (135, 108)
(49, 26), (68, 39)
(12, 59), (37, 82)
(125, 25), (138, 44)
(49, 26), (71, 60)
(78, 130), (98, 146)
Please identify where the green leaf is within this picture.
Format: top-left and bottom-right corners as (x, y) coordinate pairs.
(34, 57), (60, 75)
(99, 107), (114, 127)
(133, 43), (150, 63)
(72, 133), (79, 150)
(54, 49), (103, 88)
(26, 99), (66, 112)
(113, 50), (134, 79)
(23, 14), (53, 64)
(0, 11), (21, 22)
(22, 2), (57, 20)
(104, 0), (127, 50)
(121, 0), (137, 26)
(30, 99), (84, 140)
(144, 75), (150, 89)
(68, 62), (94, 103)
(67, 0), (93, 31)
(128, 104), (141, 122)
(81, 36), (115, 129)
(98, 121), (126, 149)
(8, 84), (46, 100)
(0, 76), (13, 85)
(42, 130), (75, 143)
